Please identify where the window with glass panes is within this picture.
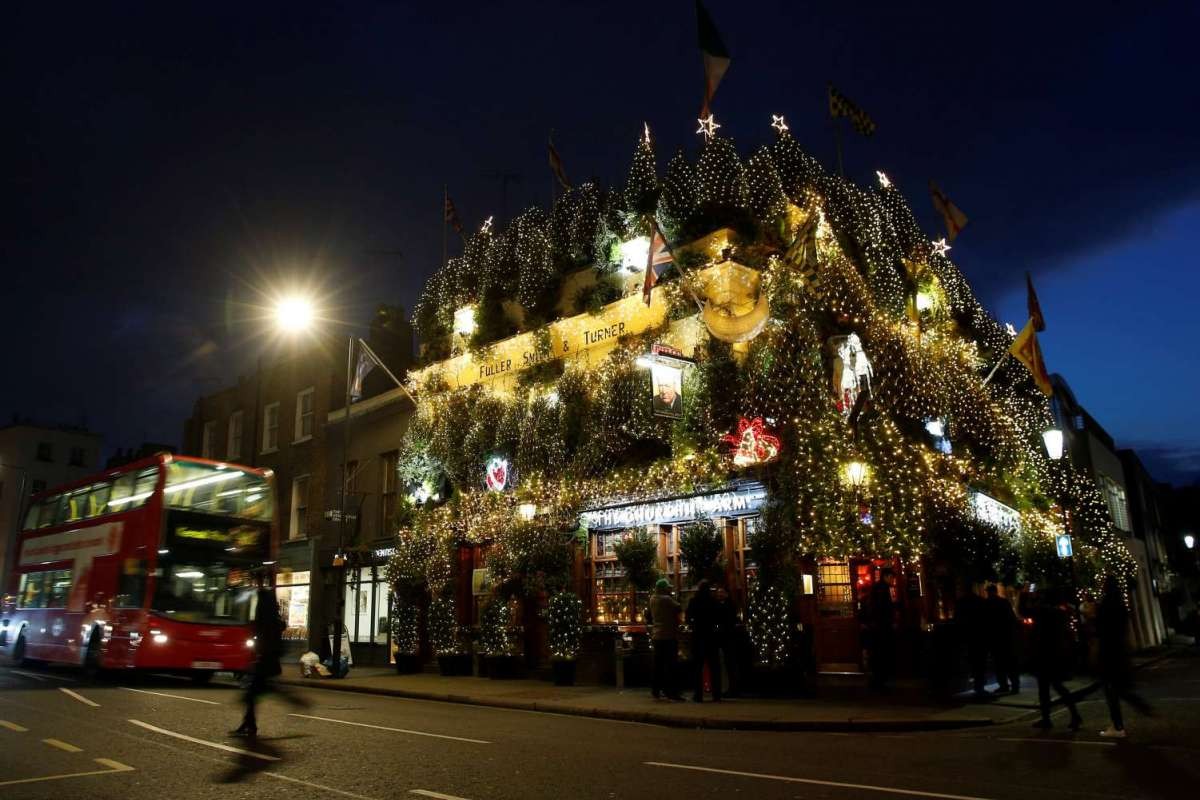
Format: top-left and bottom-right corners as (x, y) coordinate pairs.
(227, 411), (243, 460)
(343, 566), (390, 645)
(294, 387), (314, 441)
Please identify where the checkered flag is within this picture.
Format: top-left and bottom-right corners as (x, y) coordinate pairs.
(827, 83), (876, 137)
(785, 213), (823, 298)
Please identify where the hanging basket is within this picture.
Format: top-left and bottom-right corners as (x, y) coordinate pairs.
(702, 291), (770, 343)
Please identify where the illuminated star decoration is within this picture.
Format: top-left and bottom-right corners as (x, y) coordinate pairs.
(876, 170), (891, 188)
(931, 237), (951, 257)
(1005, 322), (1018, 337)
(771, 114), (789, 134)
(643, 122), (651, 145)
(696, 114), (721, 139)
(480, 216), (494, 234)
(722, 417), (782, 467)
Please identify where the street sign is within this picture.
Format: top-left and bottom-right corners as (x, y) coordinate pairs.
(1055, 533), (1073, 558)
(324, 510), (358, 522)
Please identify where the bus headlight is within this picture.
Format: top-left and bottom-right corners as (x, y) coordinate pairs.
(246, 638), (256, 649)
(150, 629), (168, 645)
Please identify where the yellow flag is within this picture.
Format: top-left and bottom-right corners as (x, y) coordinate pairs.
(1010, 319), (1052, 396)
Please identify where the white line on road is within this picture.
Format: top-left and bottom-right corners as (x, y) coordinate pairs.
(59, 687), (100, 707)
(997, 737), (1116, 747)
(120, 687), (221, 705)
(127, 719), (280, 761)
(0, 720), (29, 732)
(42, 737), (83, 753)
(288, 713), (491, 744)
(9, 669), (75, 682)
(0, 758), (133, 787)
(410, 789), (474, 800)
(7, 669), (46, 681)
(264, 770), (383, 800)
(644, 761), (996, 800)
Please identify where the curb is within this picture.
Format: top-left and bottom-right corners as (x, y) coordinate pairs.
(274, 677), (994, 732)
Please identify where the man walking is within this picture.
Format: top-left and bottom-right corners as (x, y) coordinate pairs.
(985, 584), (1020, 693)
(649, 578), (684, 701)
(1031, 588), (1082, 730)
(867, 570), (897, 691)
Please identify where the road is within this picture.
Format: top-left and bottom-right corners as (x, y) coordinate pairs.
(1, 654), (1198, 800)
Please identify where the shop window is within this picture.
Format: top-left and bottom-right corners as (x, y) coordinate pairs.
(344, 567), (389, 645)
(591, 530), (633, 624)
(276, 571), (310, 641)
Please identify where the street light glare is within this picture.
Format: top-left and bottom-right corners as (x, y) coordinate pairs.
(275, 296), (315, 333)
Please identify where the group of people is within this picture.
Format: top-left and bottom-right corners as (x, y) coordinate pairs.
(648, 578), (739, 702)
(956, 583), (1022, 697)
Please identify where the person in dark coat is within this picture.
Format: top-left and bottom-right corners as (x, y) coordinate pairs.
(985, 584), (1020, 694)
(648, 578), (684, 701)
(1030, 588), (1082, 730)
(713, 584), (741, 697)
(867, 570), (896, 691)
(232, 586), (308, 737)
(956, 588), (989, 697)
(686, 580), (722, 702)
(1097, 575), (1151, 738)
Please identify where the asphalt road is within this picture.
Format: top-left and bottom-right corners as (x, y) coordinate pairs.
(1, 654), (1198, 800)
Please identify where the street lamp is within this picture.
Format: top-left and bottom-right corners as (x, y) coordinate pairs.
(274, 295), (316, 333)
(1042, 428), (1064, 461)
(1185, 534), (1196, 551)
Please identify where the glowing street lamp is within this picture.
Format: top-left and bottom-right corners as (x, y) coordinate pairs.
(842, 460), (870, 489)
(1185, 534), (1196, 551)
(274, 295), (316, 333)
(1043, 428), (1064, 461)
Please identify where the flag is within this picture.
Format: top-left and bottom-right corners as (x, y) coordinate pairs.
(443, 190), (463, 235)
(349, 341), (380, 403)
(1026, 271), (1046, 332)
(642, 223), (674, 305)
(827, 83), (876, 136)
(696, 0), (731, 118)
(785, 213), (822, 298)
(929, 181), (969, 241)
(1009, 319), (1052, 396)
(548, 133), (571, 191)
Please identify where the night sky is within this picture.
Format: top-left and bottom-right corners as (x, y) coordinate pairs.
(5, 2), (1199, 484)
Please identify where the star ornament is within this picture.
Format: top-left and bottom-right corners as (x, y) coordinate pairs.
(696, 114), (721, 138)
(931, 237), (951, 257)
(876, 170), (891, 188)
(771, 114), (789, 134)
(722, 416), (782, 467)
(643, 122), (652, 145)
(480, 216), (494, 234)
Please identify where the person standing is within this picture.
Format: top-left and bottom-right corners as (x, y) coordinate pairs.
(1097, 575), (1151, 738)
(1031, 588), (1082, 730)
(867, 570), (896, 691)
(649, 578), (684, 701)
(713, 584), (741, 698)
(956, 587), (988, 697)
(686, 580), (722, 703)
(232, 587), (286, 738)
(985, 584), (1020, 694)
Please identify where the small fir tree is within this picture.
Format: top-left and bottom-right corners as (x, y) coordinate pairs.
(623, 126), (660, 215)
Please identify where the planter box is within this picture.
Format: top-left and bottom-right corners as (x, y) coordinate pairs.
(551, 659), (577, 686)
(485, 655), (523, 680)
(437, 654), (473, 676)
(393, 653), (423, 674)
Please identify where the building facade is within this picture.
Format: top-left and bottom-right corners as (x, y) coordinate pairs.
(0, 420), (103, 586)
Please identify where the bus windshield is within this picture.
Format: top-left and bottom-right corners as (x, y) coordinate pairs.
(164, 461), (273, 522)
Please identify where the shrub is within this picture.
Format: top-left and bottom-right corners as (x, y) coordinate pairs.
(547, 591), (584, 660)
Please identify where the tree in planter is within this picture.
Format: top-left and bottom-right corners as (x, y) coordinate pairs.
(390, 599), (421, 673)
(613, 529), (659, 591)
(679, 519), (724, 585)
(479, 597), (518, 657)
(428, 593), (460, 656)
(747, 579), (790, 669)
(547, 591), (584, 685)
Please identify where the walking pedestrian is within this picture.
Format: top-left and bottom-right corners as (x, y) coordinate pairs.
(1030, 588), (1082, 730)
(686, 580), (722, 702)
(1097, 575), (1152, 738)
(649, 578), (684, 701)
(713, 584), (741, 698)
(955, 587), (988, 697)
(867, 569), (896, 691)
(232, 586), (309, 737)
(985, 584), (1020, 694)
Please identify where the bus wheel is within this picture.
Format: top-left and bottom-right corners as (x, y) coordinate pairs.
(10, 632), (27, 666)
(82, 631), (102, 680)
(191, 670), (214, 685)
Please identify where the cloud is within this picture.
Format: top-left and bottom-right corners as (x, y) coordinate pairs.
(1124, 442), (1200, 488)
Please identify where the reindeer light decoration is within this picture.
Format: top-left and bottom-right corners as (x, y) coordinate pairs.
(833, 333), (873, 418)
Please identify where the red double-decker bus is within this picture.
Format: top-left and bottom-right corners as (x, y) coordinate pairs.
(0, 454), (276, 681)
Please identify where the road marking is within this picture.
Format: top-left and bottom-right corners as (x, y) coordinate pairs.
(288, 713), (491, 744)
(127, 719), (280, 761)
(43, 737), (83, 752)
(410, 790), (474, 800)
(0, 758), (134, 787)
(9, 669), (75, 682)
(998, 737), (1116, 747)
(7, 669), (46, 682)
(120, 687), (221, 705)
(59, 687), (100, 707)
(264, 770), (382, 799)
(644, 761), (996, 800)
(1, 720), (30, 732)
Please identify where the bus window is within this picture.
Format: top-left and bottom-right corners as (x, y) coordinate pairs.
(86, 482), (113, 517)
(67, 488), (90, 522)
(39, 495), (66, 528)
(23, 504), (39, 530)
(46, 570), (72, 608)
(164, 461), (273, 521)
(18, 572), (46, 608)
(108, 467), (158, 511)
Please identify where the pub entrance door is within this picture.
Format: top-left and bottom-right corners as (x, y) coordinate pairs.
(813, 558), (862, 672)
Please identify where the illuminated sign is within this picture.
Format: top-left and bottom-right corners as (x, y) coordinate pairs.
(581, 483), (767, 530)
(1056, 534), (1073, 558)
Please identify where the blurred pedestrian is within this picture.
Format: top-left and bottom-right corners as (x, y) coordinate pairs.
(713, 584), (741, 698)
(686, 580), (721, 702)
(956, 587), (988, 697)
(649, 578), (684, 701)
(1030, 588), (1082, 730)
(232, 586), (308, 737)
(867, 570), (897, 691)
(985, 584), (1020, 694)
(1097, 575), (1152, 738)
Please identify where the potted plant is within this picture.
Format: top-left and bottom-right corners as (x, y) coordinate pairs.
(429, 593), (471, 676)
(613, 529), (659, 592)
(480, 597), (521, 679)
(390, 600), (422, 674)
(547, 591), (584, 686)
(679, 519), (725, 585)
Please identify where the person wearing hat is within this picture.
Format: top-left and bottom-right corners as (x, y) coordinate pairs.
(649, 578), (684, 701)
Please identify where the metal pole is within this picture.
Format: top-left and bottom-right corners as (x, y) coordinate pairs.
(250, 355), (262, 468)
(331, 336), (353, 678)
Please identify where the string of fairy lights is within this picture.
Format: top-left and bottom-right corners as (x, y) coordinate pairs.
(388, 113), (1136, 644)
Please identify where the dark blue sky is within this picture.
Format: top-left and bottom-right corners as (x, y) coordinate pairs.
(4, 2), (1199, 484)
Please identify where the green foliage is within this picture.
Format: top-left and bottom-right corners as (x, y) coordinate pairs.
(390, 599), (420, 656)
(746, 145), (787, 225)
(613, 529), (659, 590)
(428, 594), (461, 655)
(488, 520), (574, 597)
(748, 580), (790, 668)
(547, 591), (584, 660)
(479, 597), (518, 656)
(657, 149), (697, 240)
(679, 519), (724, 585)
(623, 131), (659, 215)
